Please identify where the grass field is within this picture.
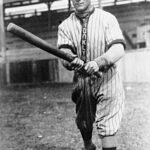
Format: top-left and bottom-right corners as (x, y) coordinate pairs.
(0, 83), (150, 150)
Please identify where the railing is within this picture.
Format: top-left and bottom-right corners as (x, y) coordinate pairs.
(4, 0), (150, 19)
(102, 0), (150, 6)
(4, 0), (41, 8)
(5, 47), (56, 63)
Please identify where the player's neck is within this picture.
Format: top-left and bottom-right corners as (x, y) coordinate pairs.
(75, 5), (94, 19)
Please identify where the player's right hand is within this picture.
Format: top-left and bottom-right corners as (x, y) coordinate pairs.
(70, 57), (84, 71)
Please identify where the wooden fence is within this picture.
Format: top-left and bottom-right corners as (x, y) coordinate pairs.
(0, 47), (150, 86)
(117, 48), (150, 83)
(0, 48), (60, 85)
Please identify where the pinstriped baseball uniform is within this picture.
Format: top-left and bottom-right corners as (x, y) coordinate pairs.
(57, 8), (125, 137)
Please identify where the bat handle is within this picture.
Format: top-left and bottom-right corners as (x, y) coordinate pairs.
(79, 67), (103, 78)
(70, 57), (103, 78)
(94, 71), (103, 78)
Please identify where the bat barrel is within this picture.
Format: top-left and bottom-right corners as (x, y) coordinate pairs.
(7, 23), (14, 32)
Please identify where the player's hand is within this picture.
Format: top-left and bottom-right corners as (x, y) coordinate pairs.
(71, 58), (84, 71)
(84, 61), (99, 75)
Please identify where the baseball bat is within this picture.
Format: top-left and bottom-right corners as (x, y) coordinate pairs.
(7, 23), (74, 62)
(7, 23), (102, 77)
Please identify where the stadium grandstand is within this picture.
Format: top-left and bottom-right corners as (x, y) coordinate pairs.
(0, 0), (150, 85)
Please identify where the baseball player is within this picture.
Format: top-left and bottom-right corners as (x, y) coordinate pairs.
(57, 0), (125, 150)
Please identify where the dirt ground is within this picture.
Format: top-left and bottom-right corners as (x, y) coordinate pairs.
(0, 83), (150, 150)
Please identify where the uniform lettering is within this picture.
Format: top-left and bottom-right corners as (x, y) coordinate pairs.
(83, 28), (86, 34)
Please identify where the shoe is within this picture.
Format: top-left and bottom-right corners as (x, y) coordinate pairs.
(82, 143), (96, 150)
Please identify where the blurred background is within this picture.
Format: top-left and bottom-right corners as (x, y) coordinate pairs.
(0, 0), (150, 150)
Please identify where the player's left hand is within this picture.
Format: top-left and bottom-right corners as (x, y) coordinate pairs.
(84, 61), (99, 75)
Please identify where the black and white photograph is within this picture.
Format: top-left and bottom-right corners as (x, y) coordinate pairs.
(0, 0), (150, 150)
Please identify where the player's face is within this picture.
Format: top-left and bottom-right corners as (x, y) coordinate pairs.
(71, 0), (91, 12)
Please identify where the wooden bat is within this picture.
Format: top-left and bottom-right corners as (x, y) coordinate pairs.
(7, 23), (102, 77)
(7, 23), (74, 62)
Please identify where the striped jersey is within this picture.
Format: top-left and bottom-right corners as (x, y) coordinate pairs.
(57, 8), (125, 62)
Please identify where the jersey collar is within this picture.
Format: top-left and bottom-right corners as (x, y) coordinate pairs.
(75, 6), (95, 21)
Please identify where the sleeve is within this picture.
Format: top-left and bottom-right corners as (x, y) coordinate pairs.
(57, 23), (76, 54)
(57, 23), (76, 70)
(105, 13), (126, 50)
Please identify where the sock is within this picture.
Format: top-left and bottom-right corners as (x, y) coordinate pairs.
(84, 140), (92, 146)
(102, 147), (116, 150)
